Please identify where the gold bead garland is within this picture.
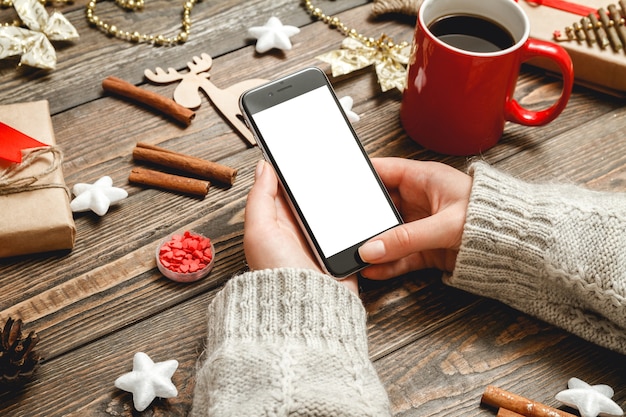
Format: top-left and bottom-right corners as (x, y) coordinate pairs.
(303, 0), (409, 53)
(85, 0), (199, 45)
(0, 19), (18, 26)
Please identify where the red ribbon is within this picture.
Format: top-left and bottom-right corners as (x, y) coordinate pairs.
(0, 122), (48, 164)
(525, 0), (597, 16)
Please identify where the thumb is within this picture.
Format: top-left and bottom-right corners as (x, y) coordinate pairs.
(358, 214), (459, 264)
(245, 160), (278, 228)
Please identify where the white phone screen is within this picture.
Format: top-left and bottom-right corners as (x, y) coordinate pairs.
(252, 86), (399, 258)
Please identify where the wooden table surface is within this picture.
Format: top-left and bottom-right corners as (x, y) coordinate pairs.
(1, 0), (625, 416)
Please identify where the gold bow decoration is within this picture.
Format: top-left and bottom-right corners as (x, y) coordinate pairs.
(316, 35), (410, 92)
(0, 0), (79, 69)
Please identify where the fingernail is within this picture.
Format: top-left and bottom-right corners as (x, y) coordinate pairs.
(359, 240), (385, 262)
(255, 160), (265, 180)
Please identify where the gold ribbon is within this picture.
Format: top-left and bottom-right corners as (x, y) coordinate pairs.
(316, 36), (410, 92)
(0, 0), (79, 69)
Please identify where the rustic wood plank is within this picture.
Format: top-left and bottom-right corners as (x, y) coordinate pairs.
(2, 2), (625, 364)
(0, 152), (256, 359)
(2, 269), (624, 416)
(0, 273), (478, 416)
(1, 1), (625, 416)
(374, 298), (626, 416)
(361, 271), (481, 361)
(495, 104), (626, 191)
(0, 288), (216, 416)
(0, 3), (421, 358)
(0, 0), (371, 114)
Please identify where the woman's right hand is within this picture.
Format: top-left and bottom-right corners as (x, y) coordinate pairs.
(358, 158), (472, 279)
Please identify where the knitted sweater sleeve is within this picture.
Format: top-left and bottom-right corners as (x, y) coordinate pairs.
(445, 162), (626, 354)
(190, 268), (391, 417)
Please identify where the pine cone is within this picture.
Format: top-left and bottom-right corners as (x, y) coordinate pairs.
(0, 317), (40, 387)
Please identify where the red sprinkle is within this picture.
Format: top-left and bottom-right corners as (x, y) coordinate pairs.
(159, 231), (213, 274)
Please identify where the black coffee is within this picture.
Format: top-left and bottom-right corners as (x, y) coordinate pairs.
(428, 14), (515, 53)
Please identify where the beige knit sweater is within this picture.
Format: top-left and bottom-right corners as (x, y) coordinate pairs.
(447, 162), (626, 354)
(191, 268), (391, 417)
(191, 162), (626, 416)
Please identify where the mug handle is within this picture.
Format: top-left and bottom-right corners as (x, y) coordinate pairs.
(505, 39), (574, 126)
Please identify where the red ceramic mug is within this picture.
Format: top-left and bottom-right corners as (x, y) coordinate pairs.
(400, 0), (574, 155)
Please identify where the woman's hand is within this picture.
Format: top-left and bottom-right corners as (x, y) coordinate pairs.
(358, 158), (472, 279)
(244, 160), (358, 294)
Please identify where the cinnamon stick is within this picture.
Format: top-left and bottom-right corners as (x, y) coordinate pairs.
(608, 5), (626, 48)
(497, 408), (525, 417)
(482, 386), (577, 417)
(102, 76), (195, 126)
(129, 167), (210, 197)
(133, 142), (237, 186)
(573, 22), (586, 43)
(598, 8), (622, 51)
(589, 12), (609, 49)
(580, 17), (596, 45)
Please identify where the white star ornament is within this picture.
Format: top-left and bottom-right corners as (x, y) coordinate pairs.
(339, 96), (360, 123)
(555, 377), (624, 417)
(70, 176), (128, 216)
(248, 16), (300, 53)
(114, 352), (179, 412)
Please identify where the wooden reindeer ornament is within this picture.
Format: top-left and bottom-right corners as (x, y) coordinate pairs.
(145, 53), (268, 145)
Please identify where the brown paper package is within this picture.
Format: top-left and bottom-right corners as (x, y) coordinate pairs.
(516, 1), (625, 96)
(0, 101), (76, 258)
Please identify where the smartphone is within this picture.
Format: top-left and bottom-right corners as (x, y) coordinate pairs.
(239, 67), (402, 278)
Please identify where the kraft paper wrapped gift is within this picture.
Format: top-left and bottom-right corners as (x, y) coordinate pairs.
(0, 100), (76, 257)
(516, 1), (626, 96)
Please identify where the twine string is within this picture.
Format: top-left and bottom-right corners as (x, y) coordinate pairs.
(0, 146), (71, 198)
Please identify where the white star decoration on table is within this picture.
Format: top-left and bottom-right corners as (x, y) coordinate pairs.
(339, 96), (360, 123)
(248, 16), (300, 53)
(114, 352), (179, 412)
(555, 377), (624, 417)
(70, 176), (128, 216)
